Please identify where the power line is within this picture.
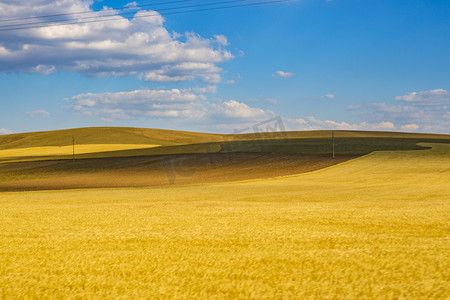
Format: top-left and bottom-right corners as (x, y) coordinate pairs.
(0, 0), (248, 29)
(0, 0), (292, 32)
(0, 0), (193, 23)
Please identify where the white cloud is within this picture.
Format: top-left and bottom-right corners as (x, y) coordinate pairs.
(370, 103), (415, 113)
(226, 79), (236, 84)
(100, 108), (131, 121)
(400, 124), (419, 131)
(344, 101), (449, 134)
(343, 91), (449, 133)
(125, 2), (138, 9)
(69, 87), (271, 125)
(26, 110), (50, 118)
(345, 104), (362, 111)
(273, 70), (295, 78)
(395, 89), (450, 106)
(210, 100), (269, 120)
(191, 85), (217, 94)
(143, 62), (223, 83)
(70, 88), (208, 120)
(0, 1), (232, 83)
(214, 34), (229, 46)
(33, 64), (56, 75)
(323, 94), (335, 99)
(287, 116), (395, 131)
(0, 128), (12, 135)
(295, 118), (308, 125)
(266, 98), (278, 104)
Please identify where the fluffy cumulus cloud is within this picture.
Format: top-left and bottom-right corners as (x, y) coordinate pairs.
(342, 89), (450, 133)
(0, 0), (233, 83)
(395, 89), (450, 106)
(26, 109), (50, 117)
(209, 100), (268, 120)
(71, 87), (211, 122)
(400, 124), (419, 131)
(273, 70), (295, 78)
(69, 86), (272, 125)
(0, 128), (12, 135)
(369, 103), (449, 133)
(214, 35), (229, 46)
(287, 116), (395, 131)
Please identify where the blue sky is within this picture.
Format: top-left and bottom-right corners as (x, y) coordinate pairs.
(0, 0), (449, 134)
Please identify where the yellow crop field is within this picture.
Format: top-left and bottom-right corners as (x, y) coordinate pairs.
(0, 144), (160, 163)
(0, 144), (448, 298)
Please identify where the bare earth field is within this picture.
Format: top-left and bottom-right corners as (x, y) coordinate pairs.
(0, 153), (357, 192)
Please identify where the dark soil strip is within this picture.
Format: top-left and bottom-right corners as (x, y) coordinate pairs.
(0, 153), (359, 192)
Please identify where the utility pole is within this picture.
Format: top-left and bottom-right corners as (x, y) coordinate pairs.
(332, 130), (335, 159)
(72, 135), (75, 161)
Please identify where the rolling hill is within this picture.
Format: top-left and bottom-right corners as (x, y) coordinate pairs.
(0, 127), (226, 149)
(0, 127), (449, 191)
(0, 142), (448, 298)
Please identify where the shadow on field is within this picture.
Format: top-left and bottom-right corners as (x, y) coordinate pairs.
(0, 153), (358, 192)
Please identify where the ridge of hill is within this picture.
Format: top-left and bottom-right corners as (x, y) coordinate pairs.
(0, 127), (225, 150)
(1, 127), (448, 151)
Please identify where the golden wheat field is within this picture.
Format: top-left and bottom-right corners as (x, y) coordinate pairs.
(0, 144), (160, 163)
(0, 143), (449, 298)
